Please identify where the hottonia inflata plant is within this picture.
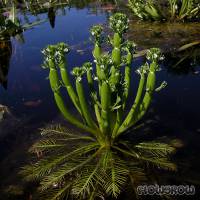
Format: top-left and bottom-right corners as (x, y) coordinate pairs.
(129, 0), (200, 21)
(41, 13), (166, 146)
(22, 13), (175, 200)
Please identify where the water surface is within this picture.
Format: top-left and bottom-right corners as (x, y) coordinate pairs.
(0, 1), (200, 199)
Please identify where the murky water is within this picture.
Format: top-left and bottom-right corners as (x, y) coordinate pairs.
(0, 0), (200, 199)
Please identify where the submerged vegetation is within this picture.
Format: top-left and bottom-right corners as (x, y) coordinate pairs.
(0, 11), (22, 39)
(0, 2), (46, 40)
(164, 41), (200, 74)
(129, 0), (200, 21)
(21, 13), (176, 200)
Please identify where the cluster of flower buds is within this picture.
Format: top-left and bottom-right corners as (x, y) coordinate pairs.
(55, 43), (70, 64)
(71, 67), (85, 82)
(41, 43), (70, 68)
(41, 45), (56, 68)
(129, 0), (146, 20)
(123, 41), (137, 52)
(122, 41), (137, 64)
(136, 62), (149, 75)
(56, 42), (70, 54)
(146, 48), (164, 62)
(82, 62), (93, 72)
(90, 25), (104, 45)
(97, 54), (113, 71)
(109, 13), (129, 35)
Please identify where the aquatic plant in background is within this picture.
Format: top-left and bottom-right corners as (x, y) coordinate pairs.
(163, 41), (200, 74)
(0, 9), (21, 39)
(129, 0), (200, 21)
(0, 3), (45, 40)
(21, 13), (176, 200)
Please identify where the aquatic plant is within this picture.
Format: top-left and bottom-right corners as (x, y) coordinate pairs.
(164, 41), (200, 74)
(0, 10), (21, 39)
(129, 0), (200, 21)
(21, 13), (176, 200)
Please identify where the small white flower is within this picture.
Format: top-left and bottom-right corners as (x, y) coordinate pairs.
(100, 65), (104, 69)
(153, 53), (158, 59)
(160, 56), (165, 61)
(136, 69), (141, 75)
(77, 77), (82, 82)
(118, 20), (122, 24)
(53, 183), (58, 188)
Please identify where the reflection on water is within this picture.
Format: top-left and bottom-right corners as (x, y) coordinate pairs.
(0, 40), (11, 89)
(164, 44), (200, 75)
(0, 0), (200, 199)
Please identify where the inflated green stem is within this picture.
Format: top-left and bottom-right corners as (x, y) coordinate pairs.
(110, 33), (122, 87)
(112, 33), (122, 66)
(84, 62), (101, 129)
(117, 47), (162, 135)
(100, 81), (111, 135)
(122, 41), (136, 110)
(134, 61), (157, 123)
(75, 74), (97, 129)
(48, 60), (96, 136)
(119, 61), (156, 136)
(111, 32), (123, 136)
(112, 108), (123, 138)
(90, 28), (106, 127)
(117, 71), (146, 135)
(58, 52), (82, 115)
(122, 50), (132, 109)
(109, 12), (128, 88)
(91, 25), (104, 82)
(93, 43), (101, 59)
(109, 66), (120, 91)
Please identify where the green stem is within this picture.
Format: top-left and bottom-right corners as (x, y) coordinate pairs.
(111, 32), (123, 135)
(86, 68), (101, 129)
(100, 82), (111, 135)
(58, 57), (82, 115)
(48, 60), (96, 136)
(93, 43), (103, 95)
(93, 43), (101, 59)
(112, 108), (123, 138)
(122, 52), (132, 109)
(86, 69), (93, 89)
(112, 33), (121, 66)
(128, 61), (157, 129)
(76, 78), (97, 129)
(117, 73), (145, 135)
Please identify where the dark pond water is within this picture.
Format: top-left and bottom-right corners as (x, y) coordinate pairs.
(0, 0), (200, 199)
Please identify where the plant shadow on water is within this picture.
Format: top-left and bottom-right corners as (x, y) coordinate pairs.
(0, 0), (200, 200)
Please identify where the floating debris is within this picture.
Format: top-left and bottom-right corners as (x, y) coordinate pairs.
(23, 99), (42, 107)
(0, 104), (10, 121)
